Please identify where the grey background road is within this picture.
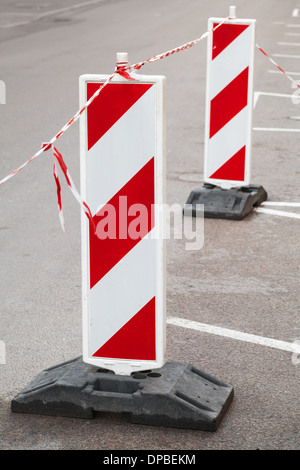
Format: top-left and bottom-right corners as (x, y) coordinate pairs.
(0, 0), (300, 450)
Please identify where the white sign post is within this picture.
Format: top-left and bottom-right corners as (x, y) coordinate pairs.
(184, 7), (267, 220)
(204, 10), (256, 188)
(79, 54), (166, 375)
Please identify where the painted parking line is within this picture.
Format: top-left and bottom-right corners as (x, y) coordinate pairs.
(253, 91), (295, 108)
(261, 201), (300, 207)
(277, 41), (300, 46)
(253, 127), (300, 132)
(268, 69), (300, 75)
(252, 91), (300, 127)
(285, 32), (300, 36)
(167, 316), (300, 354)
(292, 8), (300, 17)
(255, 207), (300, 219)
(254, 91), (296, 98)
(273, 53), (300, 59)
(287, 23), (300, 27)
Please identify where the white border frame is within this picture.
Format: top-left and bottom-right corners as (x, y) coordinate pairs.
(79, 72), (166, 375)
(204, 17), (256, 189)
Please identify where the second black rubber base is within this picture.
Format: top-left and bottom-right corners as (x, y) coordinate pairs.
(184, 183), (267, 220)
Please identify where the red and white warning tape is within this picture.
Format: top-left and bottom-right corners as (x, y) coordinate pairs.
(0, 18), (298, 230)
(0, 19), (228, 229)
(0, 71), (117, 230)
(256, 43), (300, 89)
(129, 21), (227, 71)
(0, 71), (117, 187)
(45, 143), (96, 232)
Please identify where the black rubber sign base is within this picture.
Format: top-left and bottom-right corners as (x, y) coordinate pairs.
(11, 357), (233, 431)
(184, 183), (267, 220)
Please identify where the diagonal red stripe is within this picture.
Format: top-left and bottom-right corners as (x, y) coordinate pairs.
(89, 157), (155, 289)
(92, 297), (156, 360)
(87, 82), (153, 150)
(212, 23), (249, 60)
(209, 67), (249, 138)
(209, 145), (246, 181)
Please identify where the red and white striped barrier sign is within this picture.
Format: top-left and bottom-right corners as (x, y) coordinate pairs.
(204, 11), (256, 189)
(79, 58), (166, 375)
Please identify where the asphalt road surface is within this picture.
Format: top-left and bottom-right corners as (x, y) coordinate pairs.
(0, 0), (300, 452)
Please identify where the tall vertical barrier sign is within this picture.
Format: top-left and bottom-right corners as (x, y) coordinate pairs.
(184, 8), (267, 220)
(11, 55), (234, 430)
(79, 69), (166, 375)
(204, 15), (255, 188)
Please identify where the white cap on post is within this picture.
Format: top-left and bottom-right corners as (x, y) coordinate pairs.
(229, 5), (236, 19)
(116, 52), (129, 66)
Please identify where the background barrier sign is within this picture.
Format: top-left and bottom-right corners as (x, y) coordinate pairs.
(204, 16), (256, 188)
(79, 72), (166, 375)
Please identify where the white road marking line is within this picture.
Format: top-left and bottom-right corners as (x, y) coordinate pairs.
(268, 69), (300, 76)
(277, 41), (300, 46)
(253, 91), (295, 108)
(253, 127), (300, 132)
(257, 91), (296, 98)
(292, 8), (300, 17)
(268, 69), (300, 75)
(285, 32), (300, 36)
(261, 201), (300, 207)
(255, 207), (300, 219)
(167, 317), (300, 354)
(287, 23), (300, 27)
(273, 53), (300, 58)
(254, 91), (295, 101)
(252, 124), (300, 131)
